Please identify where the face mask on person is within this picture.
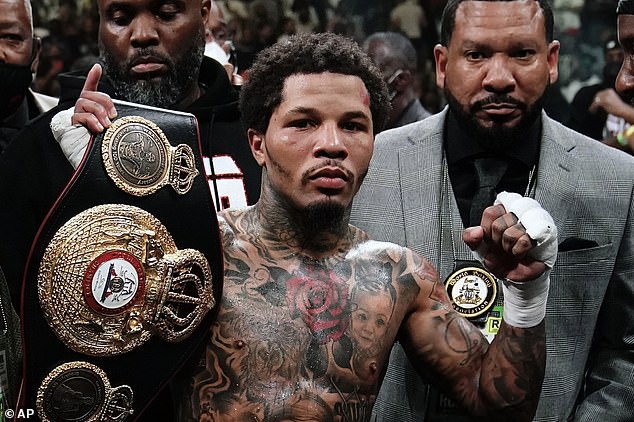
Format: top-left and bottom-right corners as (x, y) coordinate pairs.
(0, 61), (34, 120)
(204, 40), (230, 65)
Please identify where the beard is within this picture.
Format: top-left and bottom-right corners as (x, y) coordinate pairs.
(295, 201), (347, 236)
(444, 86), (544, 151)
(99, 30), (205, 108)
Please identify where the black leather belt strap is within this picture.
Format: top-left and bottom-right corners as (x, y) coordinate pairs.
(19, 101), (223, 420)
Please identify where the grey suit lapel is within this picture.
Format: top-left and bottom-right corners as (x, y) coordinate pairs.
(396, 111), (471, 278)
(534, 114), (579, 236)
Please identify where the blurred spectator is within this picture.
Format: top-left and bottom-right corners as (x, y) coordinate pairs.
(568, 37), (634, 146)
(580, 0), (618, 47)
(542, 80), (570, 124)
(389, 0), (426, 53)
(0, 0), (56, 153)
(205, 0), (232, 66)
(75, 12), (100, 58)
(289, 0), (320, 34)
(250, 0), (282, 31)
(326, 1), (358, 39)
(310, 0), (332, 32)
(219, 0), (250, 22)
(561, 45), (603, 103)
(413, 61), (445, 115)
(233, 21), (261, 74)
(277, 16), (297, 43)
(335, 0), (366, 41)
(552, 0), (584, 32)
(31, 36), (68, 97)
(363, 31), (431, 130)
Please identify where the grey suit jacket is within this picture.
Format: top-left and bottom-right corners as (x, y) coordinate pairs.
(350, 108), (634, 421)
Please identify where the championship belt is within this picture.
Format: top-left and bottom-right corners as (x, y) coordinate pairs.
(19, 101), (224, 421)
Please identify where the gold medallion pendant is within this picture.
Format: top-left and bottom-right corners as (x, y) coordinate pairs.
(37, 204), (215, 356)
(445, 266), (497, 320)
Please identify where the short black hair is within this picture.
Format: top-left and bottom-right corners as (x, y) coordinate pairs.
(617, 0), (634, 15)
(239, 32), (390, 136)
(439, 0), (555, 46)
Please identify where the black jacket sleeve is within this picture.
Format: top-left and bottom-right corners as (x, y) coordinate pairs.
(0, 107), (75, 308)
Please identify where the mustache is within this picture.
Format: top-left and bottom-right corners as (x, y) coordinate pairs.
(471, 95), (526, 111)
(126, 48), (174, 70)
(302, 159), (355, 184)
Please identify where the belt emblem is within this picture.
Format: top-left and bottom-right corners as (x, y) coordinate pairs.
(37, 361), (133, 422)
(38, 204), (216, 356)
(102, 116), (198, 196)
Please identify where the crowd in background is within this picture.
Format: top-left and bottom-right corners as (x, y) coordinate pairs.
(27, 0), (619, 121)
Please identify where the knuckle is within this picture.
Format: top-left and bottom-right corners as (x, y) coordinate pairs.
(491, 217), (506, 233)
(516, 235), (532, 250)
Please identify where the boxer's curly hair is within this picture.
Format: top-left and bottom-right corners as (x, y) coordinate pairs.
(239, 32), (390, 136)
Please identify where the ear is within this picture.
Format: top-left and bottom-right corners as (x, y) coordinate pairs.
(434, 44), (448, 89)
(396, 69), (412, 90)
(201, 0), (211, 28)
(248, 129), (266, 167)
(30, 37), (42, 75)
(547, 40), (560, 84)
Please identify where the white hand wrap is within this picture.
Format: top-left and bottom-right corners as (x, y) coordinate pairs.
(502, 272), (550, 328)
(50, 107), (90, 170)
(474, 191), (557, 328)
(494, 191), (558, 268)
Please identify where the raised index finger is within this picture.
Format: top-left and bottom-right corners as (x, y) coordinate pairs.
(83, 63), (102, 93)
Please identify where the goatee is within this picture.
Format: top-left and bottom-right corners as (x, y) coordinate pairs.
(297, 201), (347, 236)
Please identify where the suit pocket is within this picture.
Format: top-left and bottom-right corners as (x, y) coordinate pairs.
(544, 242), (614, 383)
(558, 237), (599, 252)
(556, 241), (613, 265)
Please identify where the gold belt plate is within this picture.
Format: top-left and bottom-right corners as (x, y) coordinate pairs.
(101, 115), (199, 196)
(38, 204), (215, 356)
(36, 361), (134, 422)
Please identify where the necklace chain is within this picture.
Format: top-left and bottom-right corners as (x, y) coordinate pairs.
(440, 154), (537, 269)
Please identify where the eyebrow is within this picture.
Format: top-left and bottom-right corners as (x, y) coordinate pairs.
(104, 1), (132, 16)
(0, 21), (27, 32)
(287, 106), (371, 121)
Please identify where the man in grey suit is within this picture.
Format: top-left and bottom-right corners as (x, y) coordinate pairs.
(351, 0), (634, 421)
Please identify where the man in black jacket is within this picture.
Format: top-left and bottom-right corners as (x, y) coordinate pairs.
(0, 0), (260, 310)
